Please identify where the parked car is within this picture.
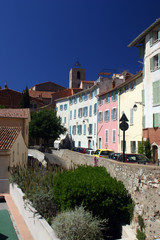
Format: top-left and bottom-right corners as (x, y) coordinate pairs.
(109, 153), (121, 160)
(85, 149), (95, 155)
(93, 149), (114, 158)
(117, 153), (150, 164)
(71, 147), (92, 154)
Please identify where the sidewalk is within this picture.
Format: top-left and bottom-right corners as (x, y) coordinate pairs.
(2, 194), (34, 240)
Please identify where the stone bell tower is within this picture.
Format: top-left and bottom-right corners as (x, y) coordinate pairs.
(69, 61), (86, 89)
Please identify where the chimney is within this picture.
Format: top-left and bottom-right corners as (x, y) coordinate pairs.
(112, 79), (115, 88)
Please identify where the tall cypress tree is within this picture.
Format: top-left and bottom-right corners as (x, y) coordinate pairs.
(20, 86), (30, 108)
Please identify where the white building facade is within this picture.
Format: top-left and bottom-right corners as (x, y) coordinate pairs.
(129, 18), (160, 164)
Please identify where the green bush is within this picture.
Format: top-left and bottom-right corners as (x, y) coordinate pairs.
(136, 229), (146, 240)
(53, 166), (134, 225)
(52, 205), (107, 240)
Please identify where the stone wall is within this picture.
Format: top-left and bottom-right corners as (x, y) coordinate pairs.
(51, 149), (160, 240)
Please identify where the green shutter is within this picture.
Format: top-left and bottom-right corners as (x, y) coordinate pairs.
(142, 89), (145, 105)
(150, 32), (153, 46)
(143, 63), (145, 78)
(142, 115), (145, 129)
(150, 57), (153, 71)
(158, 53), (160, 67)
(140, 45), (145, 59)
(153, 113), (160, 127)
(153, 80), (160, 106)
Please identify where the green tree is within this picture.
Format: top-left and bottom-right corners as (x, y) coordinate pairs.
(0, 105), (5, 109)
(20, 86), (30, 108)
(29, 109), (66, 144)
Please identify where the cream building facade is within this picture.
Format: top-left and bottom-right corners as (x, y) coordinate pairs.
(118, 72), (143, 153)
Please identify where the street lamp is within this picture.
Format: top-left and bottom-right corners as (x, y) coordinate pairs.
(133, 102), (143, 111)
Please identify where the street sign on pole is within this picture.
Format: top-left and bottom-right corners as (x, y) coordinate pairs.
(119, 113), (129, 162)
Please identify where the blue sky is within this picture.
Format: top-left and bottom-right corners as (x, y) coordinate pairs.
(0, 0), (159, 92)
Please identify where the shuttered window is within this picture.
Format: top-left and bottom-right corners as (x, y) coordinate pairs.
(153, 80), (160, 106)
(142, 89), (145, 105)
(153, 113), (160, 128)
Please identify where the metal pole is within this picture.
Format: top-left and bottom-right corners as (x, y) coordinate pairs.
(123, 130), (125, 162)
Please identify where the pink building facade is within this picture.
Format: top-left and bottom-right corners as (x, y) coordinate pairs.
(97, 88), (119, 152)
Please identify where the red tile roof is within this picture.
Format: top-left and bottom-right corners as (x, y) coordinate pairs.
(0, 109), (30, 119)
(0, 126), (22, 150)
(29, 90), (54, 99)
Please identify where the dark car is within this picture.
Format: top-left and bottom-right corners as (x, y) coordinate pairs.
(109, 153), (121, 160)
(117, 153), (150, 164)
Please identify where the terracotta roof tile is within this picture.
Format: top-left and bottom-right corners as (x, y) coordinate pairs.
(0, 126), (22, 150)
(0, 109), (30, 119)
(29, 90), (54, 99)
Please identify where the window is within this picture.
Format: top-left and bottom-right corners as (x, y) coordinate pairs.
(72, 125), (76, 135)
(74, 109), (76, 119)
(83, 124), (86, 135)
(111, 108), (117, 121)
(64, 117), (66, 124)
(98, 96), (103, 105)
(153, 80), (160, 106)
(94, 123), (96, 135)
(130, 108), (134, 125)
(131, 141), (136, 153)
(105, 93), (110, 104)
(78, 108), (82, 118)
(82, 93), (85, 101)
(105, 130), (109, 144)
(150, 27), (160, 47)
(64, 104), (67, 110)
(87, 92), (90, 99)
(77, 71), (81, 79)
(70, 110), (72, 120)
(91, 91), (94, 99)
(112, 129), (116, 143)
(99, 138), (102, 149)
(78, 141), (81, 147)
(88, 124), (93, 135)
(83, 107), (88, 117)
(89, 105), (92, 117)
(150, 53), (160, 71)
(69, 126), (71, 134)
(98, 111), (103, 123)
(94, 103), (97, 115)
(60, 105), (63, 111)
(153, 113), (160, 127)
(112, 91), (117, 101)
(78, 125), (82, 135)
(104, 110), (110, 122)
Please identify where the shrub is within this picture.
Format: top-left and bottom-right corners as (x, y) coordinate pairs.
(51, 205), (107, 240)
(53, 166), (134, 238)
(53, 166), (133, 221)
(136, 229), (146, 240)
(10, 166), (58, 222)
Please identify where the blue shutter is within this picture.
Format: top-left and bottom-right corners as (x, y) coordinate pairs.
(111, 109), (113, 120)
(115, 108), (117, 120)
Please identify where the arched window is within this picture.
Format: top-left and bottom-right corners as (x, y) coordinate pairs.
(77, 71), (81, 79)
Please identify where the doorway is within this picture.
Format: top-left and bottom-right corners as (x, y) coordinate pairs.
(152, 145), (158, 164)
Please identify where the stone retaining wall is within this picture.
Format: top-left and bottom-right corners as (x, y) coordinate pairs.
(52, 149), (160, 240)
